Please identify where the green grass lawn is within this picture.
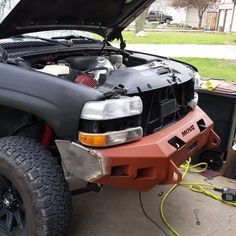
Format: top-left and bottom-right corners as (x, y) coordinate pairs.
(112, 31), (236, 44)
(175, 58), (236, 82)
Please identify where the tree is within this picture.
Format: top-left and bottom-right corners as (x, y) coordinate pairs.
(171, 0), (216, 29)
(152, 0), (170, 14)
(135, 8), (149, 35)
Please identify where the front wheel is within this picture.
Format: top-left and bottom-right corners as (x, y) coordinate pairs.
(165, 19), (171, 24)
(0, 136), (72, 235)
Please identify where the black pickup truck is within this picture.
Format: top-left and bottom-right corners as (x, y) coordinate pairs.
(0, 0), (219, 235)
(146, 10), (173, 24)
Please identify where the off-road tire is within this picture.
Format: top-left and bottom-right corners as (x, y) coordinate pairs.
(0, 136), (72, 235)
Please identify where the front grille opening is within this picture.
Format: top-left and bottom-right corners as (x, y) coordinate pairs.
(111, 165), (130, 177)
(197, 119), (206, 132)
(136, 167), (156, 179)
(188, 141), (198, 153)
(168, 136), (185, 149)
(138, 80), (194, 136)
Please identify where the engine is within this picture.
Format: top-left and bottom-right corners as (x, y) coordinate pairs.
(35, 54), (126, 88)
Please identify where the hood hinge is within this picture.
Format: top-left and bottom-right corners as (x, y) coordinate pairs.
(119, 33), (126, 50)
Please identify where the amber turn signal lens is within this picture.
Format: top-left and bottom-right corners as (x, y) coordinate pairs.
(79, 127), (143, 147)
(79, 133), (106, 147)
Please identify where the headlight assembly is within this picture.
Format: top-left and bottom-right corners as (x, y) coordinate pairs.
(79, 96), (143, 147)
(81, 96), (143, 120)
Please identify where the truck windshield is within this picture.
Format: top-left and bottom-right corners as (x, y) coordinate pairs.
(24, 30), (94, 40)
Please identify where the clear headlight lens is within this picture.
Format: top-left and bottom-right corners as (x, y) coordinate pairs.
(81, 96), (143, 120)
(194, 72), (201, 89)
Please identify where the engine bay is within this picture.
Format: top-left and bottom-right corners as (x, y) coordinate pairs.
(35, 54), (127, 89)
(9, 50), (195, 96)
(0, 47), (198, 137)
(6, 46), (195, 94)
(9, 49), (195, 136)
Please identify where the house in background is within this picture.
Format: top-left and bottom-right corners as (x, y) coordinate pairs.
(149, 0), (218, 30)
(149, 0), (199, 27)
(217, 0), (236, 32)
(204, 5), (219, 31)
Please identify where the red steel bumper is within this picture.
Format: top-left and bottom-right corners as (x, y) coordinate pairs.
(93, 106), (220, 191)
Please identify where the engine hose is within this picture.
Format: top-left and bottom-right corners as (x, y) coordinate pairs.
(41, 124), (53, 147)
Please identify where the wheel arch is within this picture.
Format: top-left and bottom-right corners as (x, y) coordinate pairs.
(0, 62), (104, 139)
(0, 94), (60, 135)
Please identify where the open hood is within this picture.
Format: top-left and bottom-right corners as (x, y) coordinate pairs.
(0, 0), (154, 40)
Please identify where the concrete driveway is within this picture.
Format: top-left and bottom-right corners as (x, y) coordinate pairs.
(68, 174), (236, 236)
(113, 44), (236, 60)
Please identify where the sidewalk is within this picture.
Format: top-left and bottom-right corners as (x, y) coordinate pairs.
(118, 44), (236, 60)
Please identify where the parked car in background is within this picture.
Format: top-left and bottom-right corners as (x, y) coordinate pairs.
(146, 10), (173, 24)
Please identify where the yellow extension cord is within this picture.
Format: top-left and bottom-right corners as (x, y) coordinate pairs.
(160, 158), (236, 236)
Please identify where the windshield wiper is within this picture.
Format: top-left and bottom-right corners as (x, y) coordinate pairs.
(51, 35), (102, 44)
(12, 35), (71, 47)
